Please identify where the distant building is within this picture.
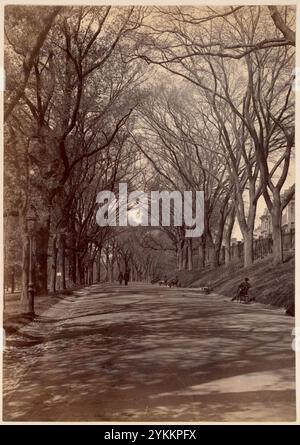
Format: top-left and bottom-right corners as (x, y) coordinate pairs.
(253, 225), (262, 239)
(254, 190), (295, 238)
(260, 209), (272, 237)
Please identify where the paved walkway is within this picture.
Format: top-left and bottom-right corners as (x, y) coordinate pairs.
(3, 284), (296, 422)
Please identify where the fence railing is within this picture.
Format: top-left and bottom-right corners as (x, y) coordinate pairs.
(218, 229), (295, 265)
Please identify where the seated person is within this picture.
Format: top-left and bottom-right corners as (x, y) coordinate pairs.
(232, 278), (251, 303)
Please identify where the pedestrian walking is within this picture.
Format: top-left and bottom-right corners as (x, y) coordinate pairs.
(118, 271), (124, 285)
(124, 270), (130, 286)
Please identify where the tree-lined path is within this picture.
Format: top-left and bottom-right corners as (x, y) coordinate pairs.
(3, 284), (295, 422)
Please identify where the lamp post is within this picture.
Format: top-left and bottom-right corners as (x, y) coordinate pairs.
(26, 207), (37, 316)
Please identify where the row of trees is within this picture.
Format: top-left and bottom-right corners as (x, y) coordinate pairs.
(4, 5), (295, 304)
(133, 5), (295, 267)
(4, 6), (149, 305)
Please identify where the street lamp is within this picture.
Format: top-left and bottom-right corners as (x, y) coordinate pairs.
(26, 206), (37, 316)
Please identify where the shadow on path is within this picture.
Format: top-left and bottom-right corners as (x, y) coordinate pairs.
(3, 283), (296, 422)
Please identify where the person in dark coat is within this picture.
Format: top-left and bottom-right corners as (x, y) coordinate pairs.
(232, 278), (251, 303)
(124, 270), (130, 286)
(118, 271), (124, 285)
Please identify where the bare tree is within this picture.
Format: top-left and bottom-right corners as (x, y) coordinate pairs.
(137, 7), (295, 265)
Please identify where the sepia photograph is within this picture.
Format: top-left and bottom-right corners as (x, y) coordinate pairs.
(1, 1), (298, 424)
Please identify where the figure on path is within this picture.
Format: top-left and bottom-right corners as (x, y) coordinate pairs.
(124, 270), (130, 286)
(118, 271), (123, 285)
(232, 278), (251, 303)
(168, 275), (179, 288)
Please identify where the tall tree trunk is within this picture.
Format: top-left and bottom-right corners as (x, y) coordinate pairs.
(187, 238), (193, 271)
(212, 231), (223, 268)
(88, 260), (94, 284)
(78, 256), (85, 284)
(236, 204), (256, 268)
(206, 232), (215, 267)
(110, 262), (114, 283)
(20, 237), (29, 310)
(243, 232), (254, 268)
(68, 221), (77, 285)
(271, 207), (283, 265)
(212, 203), (228, 267)
(235, 176), (257, 268)
(96, 250), (101, 283)
(224, 236), (232, 265)
(85, 264), (88, 285)
(212, 246), (220, 268)
(105, 250), (110, 281)
(198, 235), (206, 269)
(35, 216), (50, 294)
(61, 237), (66, 289)
(182, 241), (188, 270)
(58, 234), (66, 290)
(69, 249), (77, 286)
(224, 206), (235, 265)
(50, 235), (58, 293)
(177, 240), (184, 270)
(75, 253), (81, 285)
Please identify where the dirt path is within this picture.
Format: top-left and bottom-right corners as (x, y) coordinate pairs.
(3, 283), (296, 422)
